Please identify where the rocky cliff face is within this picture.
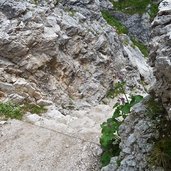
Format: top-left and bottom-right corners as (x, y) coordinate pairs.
(149, 0), (171, 115)
(0, 0), (152, 112)
(102, 0), (171, 170)
(0, 0), (160, 170)
(0, 0), (122, 109)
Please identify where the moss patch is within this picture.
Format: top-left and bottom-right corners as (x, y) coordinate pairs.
(0, 102), (47, 120)
(101, 10), (128, 34)
(0, 102), (23, 120)
(111, 0), (158, 20)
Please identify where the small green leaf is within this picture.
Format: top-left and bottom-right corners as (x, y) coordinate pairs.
(130, 95), (143, 106)
(100, 150), (113, 167)
(120, 103), (131, 114)
(113, 102), (120, 109)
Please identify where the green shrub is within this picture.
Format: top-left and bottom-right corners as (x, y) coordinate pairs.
(106, 81), (127, 99)
(101, 10), (128, 34)
(145, 97), (171, 169)
(100, 81), (143, 167)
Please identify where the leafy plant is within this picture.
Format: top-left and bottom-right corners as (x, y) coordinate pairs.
(100, 81), (143, 166)
(101, 10), (128, 34)
(107, 81), (127, 99)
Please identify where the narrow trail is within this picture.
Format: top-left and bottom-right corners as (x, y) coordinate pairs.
(0, 104), (113, 171)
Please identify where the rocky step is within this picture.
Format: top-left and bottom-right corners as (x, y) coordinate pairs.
(25, 104), (113, 144)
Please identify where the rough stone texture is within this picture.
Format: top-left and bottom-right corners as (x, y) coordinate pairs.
(0, 119), (101, 171)
(0, 0), (156, 170)
(25, 104), (114, 143)
(103, 0), (171, 170)
(120, 35), (153, 88)
(0, 0), (123, 108)
(0, 0), (152, 110)
(117, 99), (157, 171)
(149, 0), (171, 115)
(101, 97), (164, 171)
(111, 11), (151, 44)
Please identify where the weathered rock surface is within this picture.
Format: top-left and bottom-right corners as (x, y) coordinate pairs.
(102, 97), (164, 171)
(111, 11), (151, 44)
(0, 0), (156, 170)
(0, 0), (122, 108)
(0, 0), (152, 110)
(149, 0), (171, 115)
(102, 0), (171, 170)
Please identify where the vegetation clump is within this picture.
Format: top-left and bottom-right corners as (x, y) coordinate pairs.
(100, 80), (143, 166)
(101, 10), (149, 57)
(144, 97), (171, 170)
(144, 97), (164, 119)
(131, 37), (149, 57)
(101, 10), (128, 34)
(21, 103), (47, 115)
(0, 102), (47, 120)
(0, 102), (23, 120)
(150, 138), (171, 170)
(111, 0), (158, 20)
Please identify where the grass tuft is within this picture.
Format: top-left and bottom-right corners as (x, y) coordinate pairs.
(131, 37), (149, 57)
(101, 10), (128, 34)
(21, 103), (47, 115)
(0, 102), (23, 120)
(0, 102), (47, 120)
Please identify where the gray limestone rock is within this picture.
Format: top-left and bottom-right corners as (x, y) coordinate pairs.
(149, 0), (171, 114)
(101, 97), (160, 171)
(0, 0), (164, 171)
(0, 0), (152, 109)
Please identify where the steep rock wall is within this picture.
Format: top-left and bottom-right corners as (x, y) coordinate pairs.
(0, 0), (152, 111)
(102, 0), (171, 170)
(149, 0), (171, 116)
